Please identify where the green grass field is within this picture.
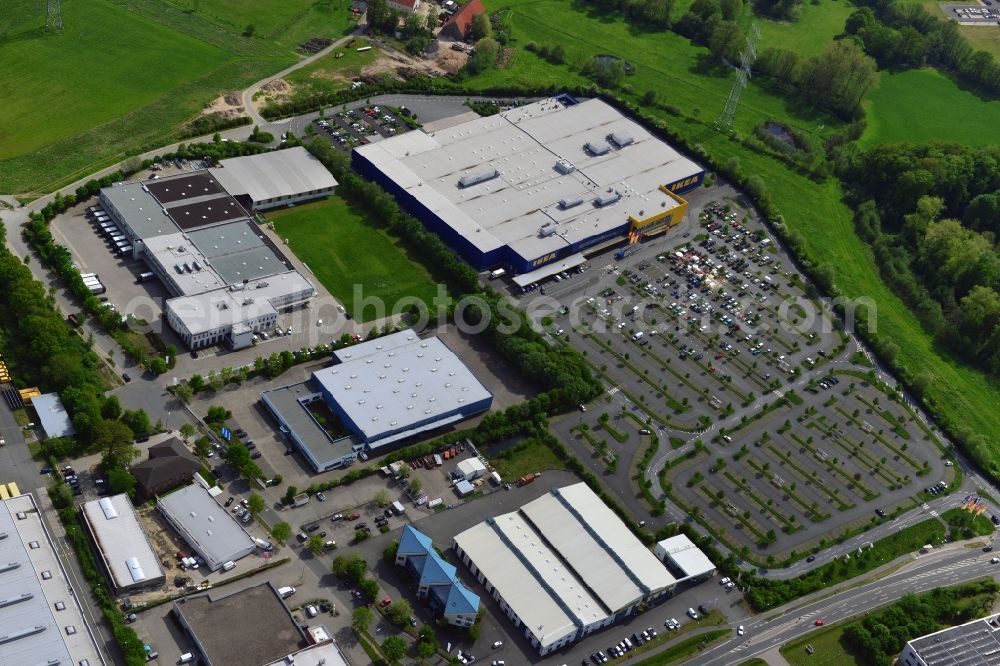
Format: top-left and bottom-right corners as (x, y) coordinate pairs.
(166, 0), (358, 46)
(861, 68), (1000, 147)
(0, 0), (229, 161)
(758, 0), (855, 59)
(267, 196), (440, 320)
(285, 45), (378, 99)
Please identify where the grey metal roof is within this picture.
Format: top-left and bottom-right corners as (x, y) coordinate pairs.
(259, 381), (358, 470)
(210, 146), (338, 204)
(909, 613), (1000, 665)
(81, 494), (164, 590)
(186, 220), (293, 285)
(313, 331), (493, 444)
(32, 392), (75, 439)
(0, 495), (104, 666)
(100, 182), (176, 239)
(157, 484), (255, 570)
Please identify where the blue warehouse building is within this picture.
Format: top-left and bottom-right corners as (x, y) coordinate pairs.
(353, 97), (704, 284)
(261, 331), (493, 472)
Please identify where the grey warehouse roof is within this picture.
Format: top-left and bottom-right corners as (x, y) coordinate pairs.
(32, 392), (76, 439)
(210, 146), (338, 204)
(313, 331), (492, 445)
(0, 495), (104, 666)
(81, 494), (164, 590)
(259, 380), (359, 469)
(354, 97), (702, 263)
(908, 612), (1000, 665)
(655, 535), (715, 580)
(157, 484), (254, 569)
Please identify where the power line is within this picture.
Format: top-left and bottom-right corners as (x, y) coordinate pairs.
(45, 0), (63, 33)
(716, 23), (760, 131)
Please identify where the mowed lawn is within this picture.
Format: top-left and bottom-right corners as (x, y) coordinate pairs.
(268, 196), (439, 321)
(167, 0), (359, 46)
(758, 0), (855, 58)
(478, 0), (843, 138)
(0, 0), (228, 161)
(285, 45), (378, 98)
(861, 68), (1000, 147)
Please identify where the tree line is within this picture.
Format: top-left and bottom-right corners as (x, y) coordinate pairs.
(845, 0), (1000, 98)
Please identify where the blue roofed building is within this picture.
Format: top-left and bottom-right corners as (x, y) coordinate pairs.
(395, 525), (480, 627)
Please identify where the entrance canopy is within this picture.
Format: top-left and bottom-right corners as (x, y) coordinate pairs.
(513, 253), (586, 288)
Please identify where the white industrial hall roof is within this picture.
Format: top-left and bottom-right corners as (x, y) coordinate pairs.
(656, 535), (715, 580)
(157, 484), (255, 569)
(81, 494), (164, 590)
(354, 97), (702, 262)
(0, 494), (105, 666)
(32, 392), (76, 439)
(210, 146), (338, 204)
(313, 330), (492, 445)
(454, 482), (675, 651)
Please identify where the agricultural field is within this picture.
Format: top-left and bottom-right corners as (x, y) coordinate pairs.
(860, 68), (1000, 147)
(0, 0), (359, 195)
(267, 195), (440, 320)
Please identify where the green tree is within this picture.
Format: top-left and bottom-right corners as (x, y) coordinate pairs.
(271, 521), (292, 544)
(352, 605), (374, 633)
(385, 598), (413, 625)
(107, 468), (137, 498)
(307, 535), (325, 555)
(95, 419), (137, 470)
(205, 405), (231, 424)
(374, 488), (391, 507)
(359, 577), (380, 601)
(798, 39), (878, 118)
(179, 423), (196, 440)
(247, 494), (266, 515)
(283, 485), (299, 504)
(409, 478), (422, 495)
(470, 11), (491, 41)
(120, 409), (152, 436)
(417, 626), (439, 658)
(101, 395), (122, 420)
(382, 635), (407, 661)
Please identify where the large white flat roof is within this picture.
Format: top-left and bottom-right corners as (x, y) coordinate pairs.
(314, 331), (492, 443)
(0, 495), (105, 666)
(211, 146), (338, 204)
(454, 520), (584, 649)
(157, 484), (254, 569)
(656, 535), (715, 579)
(355, 97), (702, 261)
(32, 392), (76, 439)
(455, 483), (675, 650)
(81, 494), (164, 590)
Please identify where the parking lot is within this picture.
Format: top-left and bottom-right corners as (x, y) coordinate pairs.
(312, 103), (412, 151)
(941, 2), (1000, 23)
(508, 183), (954, 561)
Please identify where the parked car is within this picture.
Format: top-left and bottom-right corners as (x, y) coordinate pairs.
(380, 597), (392, 607)
(317, 492), (327, 502)
(346, 513), (360, 520)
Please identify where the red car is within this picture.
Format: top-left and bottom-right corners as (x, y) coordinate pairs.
(347, 513), (361, 521)
(814, 619), (825, 626)
(380, 597), (392, 607)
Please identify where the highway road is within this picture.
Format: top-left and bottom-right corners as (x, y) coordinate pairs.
(675, 543), (1000, 666)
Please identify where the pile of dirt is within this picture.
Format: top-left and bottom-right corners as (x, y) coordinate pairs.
(257, 78), (293, 108)
(298, 37), (333, 54)
(202, 91), (246, 118)
(435, 47), (468, 74)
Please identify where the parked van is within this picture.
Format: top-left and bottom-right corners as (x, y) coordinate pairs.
(138, 272), (155, 283)
(632, 331), (644, 341)
(278, 586), (296, 599)
(222, 561), (236, 572)
(179, 654), (194, 664)
(305, 604), (318, 618)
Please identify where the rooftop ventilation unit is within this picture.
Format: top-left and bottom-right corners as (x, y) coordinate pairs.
(539, 223), (557, 238)
(554, 159), (576, 175)
(558, 196), (584, 210)
(99, 497), (118, 520)
(458, 168), (499, 188)
(585, 141), (611, 156)
(609, 132), (634, 148)
(595, 191), (622, 207)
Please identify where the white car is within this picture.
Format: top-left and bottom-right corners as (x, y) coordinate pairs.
(724, 581), (736, 590)
(687, 608), (699, 620)
(491, 641), (503, 649)
(720, 577), (731, 585)
(737, 625), (745, 636)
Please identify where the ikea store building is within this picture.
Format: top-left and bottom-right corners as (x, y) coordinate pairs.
(352, 96), (704, 284)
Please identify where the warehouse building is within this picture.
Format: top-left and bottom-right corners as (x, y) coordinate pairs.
(900, 612), (1000, 666)
(209, 146), (338, 212)
(99, 162), (320, 349)
(654, 534), (716, 583)
(263, 330), (493, 470)
(0, 493), (105, 666)
(157, 484), (255, 571)
(32, 391), (75, 439)
(456, 457), (486, 481)
(81, 494), (165, 593)
(315, 330), (493, 448)
(454, 482), (676, 655)
(395, 525), (480, 627)
(353, 96), (704, 282)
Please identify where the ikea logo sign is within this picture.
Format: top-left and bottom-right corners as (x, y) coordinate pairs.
(532, 252), (557, 267)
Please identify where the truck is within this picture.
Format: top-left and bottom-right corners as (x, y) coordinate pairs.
(433, 454), (443, 467)
(518, 472), (540, 487)
(615, 245), (641, 260)
(489, 268), (506, 280)
(277, 586), (296, 599)
(291, 493), (310, 508)
(391, 500), (405, 515)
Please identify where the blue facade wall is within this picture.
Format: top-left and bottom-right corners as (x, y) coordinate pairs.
(666, 170), (705, 195)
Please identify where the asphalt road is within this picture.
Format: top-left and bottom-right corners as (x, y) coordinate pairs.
(675, 543), (1000, 666)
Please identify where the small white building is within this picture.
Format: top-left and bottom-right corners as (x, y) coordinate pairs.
(81, 494), (165, 593)
(654, 534), (716, 582)
(456, 458), (486, 481)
